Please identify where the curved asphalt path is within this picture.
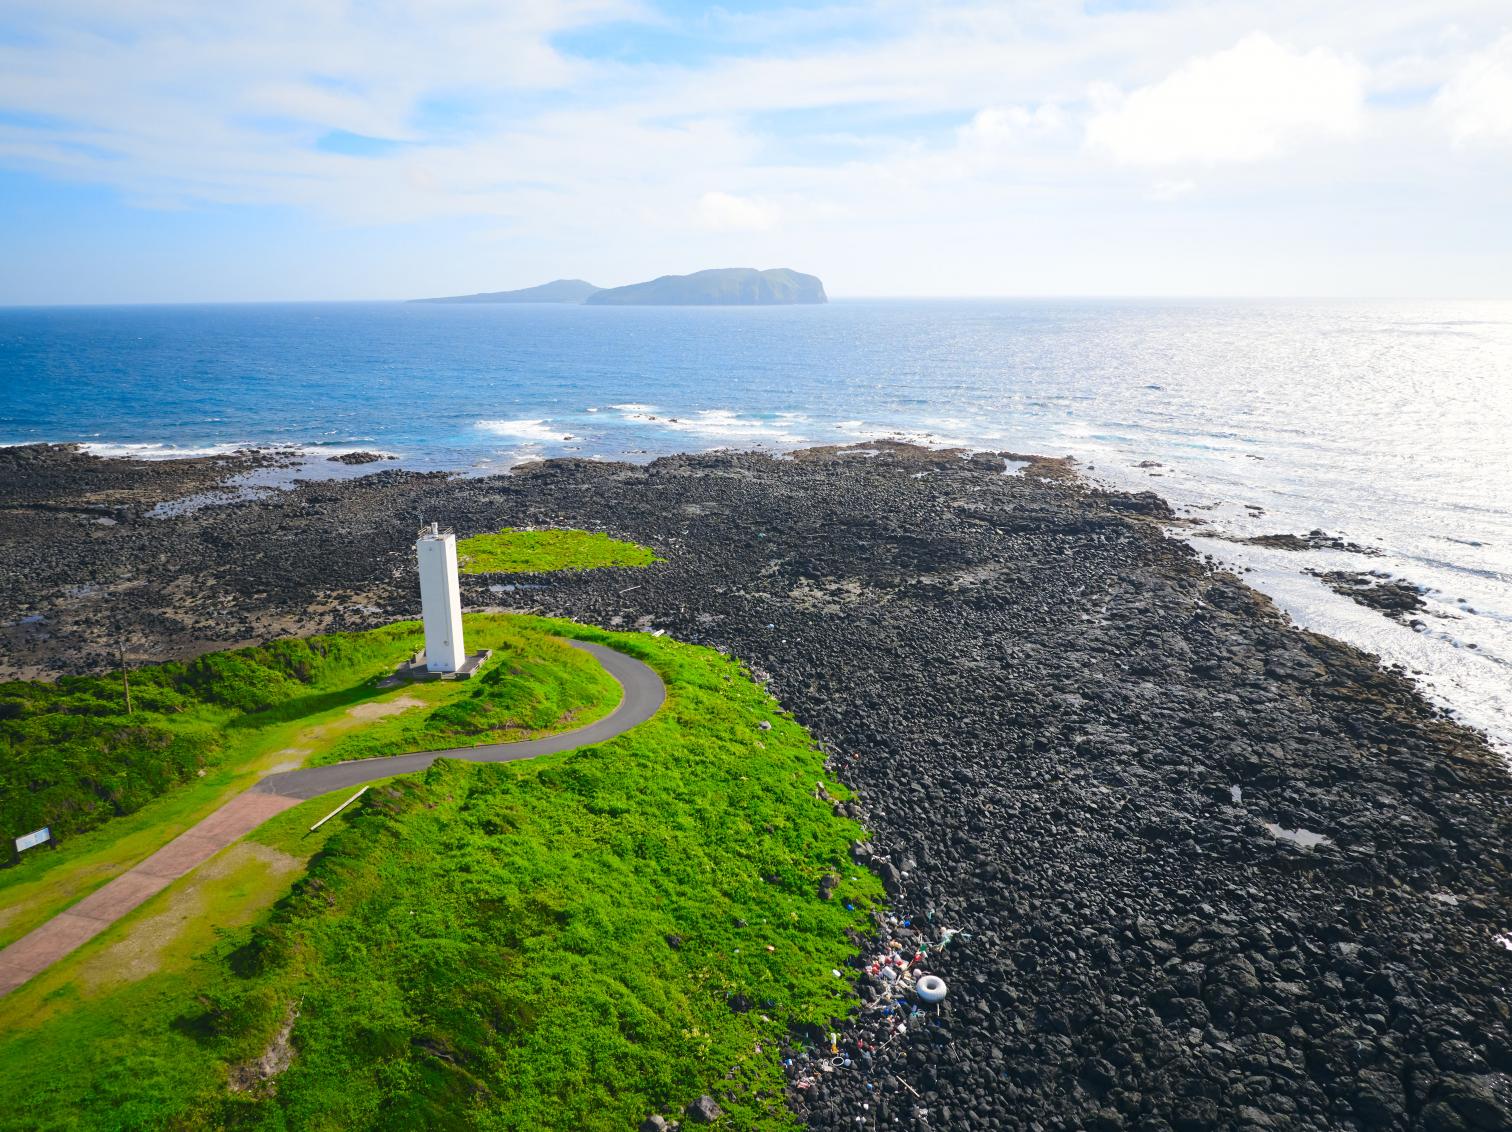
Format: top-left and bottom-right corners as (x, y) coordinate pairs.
(0, 641), (664, 997)
(252, 640), (666, 799)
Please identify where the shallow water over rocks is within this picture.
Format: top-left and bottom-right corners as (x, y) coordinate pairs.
(1261, 822), (1332, 849)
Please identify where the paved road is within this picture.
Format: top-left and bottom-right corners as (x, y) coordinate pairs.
(0, 640), (664, 997)
(251, 640), (665, 799)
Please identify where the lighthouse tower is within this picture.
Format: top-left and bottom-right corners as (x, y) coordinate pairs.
(416, 523), (467, 673)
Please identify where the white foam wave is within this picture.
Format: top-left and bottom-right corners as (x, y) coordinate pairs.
(614, 407), (811, 446)
(827, 418), (981, 449)
(309, 445), (401, 459)
(71, 441), (404, 463)
(81, 442), (254, 459)
(475, 418), (567, 442)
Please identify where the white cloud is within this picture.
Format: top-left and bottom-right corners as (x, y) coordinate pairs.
(868, 102), (1064, 188)
(3, 2), (1512, 299)
(1150, 179), (1197, 201)
(957, 104), (1065, 151)
(1086, 33), (1367, 166)
(694, 191), (781, 231)
(1435, 32), (1512, 145)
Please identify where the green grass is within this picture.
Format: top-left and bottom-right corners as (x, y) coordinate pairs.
(0, 790), (357, 1028)
(0, 786), (378, 1115)
(0, 618), (620, 947)
(0, 620), (882, 1131)
(456, 528), (660, 574)
(308, 630), (618, 768)
(0, 624), (425, 845)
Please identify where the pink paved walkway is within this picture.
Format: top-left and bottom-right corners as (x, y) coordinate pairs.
(0, 642), (663, 999)
(0, 791), (298, 997)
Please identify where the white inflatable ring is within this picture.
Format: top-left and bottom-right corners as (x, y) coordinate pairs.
(916, 975), (948, 1003)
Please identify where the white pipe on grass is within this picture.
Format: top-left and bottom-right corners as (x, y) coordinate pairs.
(309, 785), (369, 832)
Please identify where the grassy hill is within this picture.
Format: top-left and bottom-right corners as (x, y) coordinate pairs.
(0, 618), (620, 948)
(0, 622), (617, 849)
(0, 621), (881, 1131)
(0, 628), (419, 845)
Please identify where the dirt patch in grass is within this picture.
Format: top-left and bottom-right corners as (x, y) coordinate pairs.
(76, 843), (302, 991)
(345, 693), (425, 723)
(228, 1001), (299, 1097)
(265, 746), (312, 774)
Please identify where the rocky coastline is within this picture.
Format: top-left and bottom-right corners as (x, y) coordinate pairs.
(1, 441), (1508, 1131)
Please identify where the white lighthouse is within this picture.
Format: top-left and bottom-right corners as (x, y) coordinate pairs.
(416, 522), (467, 673)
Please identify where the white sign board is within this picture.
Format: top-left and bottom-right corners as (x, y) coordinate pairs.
(15, 827), (50, 852)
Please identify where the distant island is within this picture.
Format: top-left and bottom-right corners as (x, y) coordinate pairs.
(411, 267), (827, 306)
(410, 279), (602, 304)
(585, 268), (826, 306)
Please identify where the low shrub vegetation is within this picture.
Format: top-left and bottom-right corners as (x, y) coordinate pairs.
(0, 627), (418, 846)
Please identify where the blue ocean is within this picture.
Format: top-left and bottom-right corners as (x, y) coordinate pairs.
(2, 298), (1510, 750)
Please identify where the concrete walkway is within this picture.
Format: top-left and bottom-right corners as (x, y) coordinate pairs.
(0, 641), (664, 997)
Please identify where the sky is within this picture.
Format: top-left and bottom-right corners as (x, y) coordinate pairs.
(1, 1), (1511, 303)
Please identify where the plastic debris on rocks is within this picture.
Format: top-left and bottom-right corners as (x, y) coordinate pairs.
(783, 910), (969, 1120)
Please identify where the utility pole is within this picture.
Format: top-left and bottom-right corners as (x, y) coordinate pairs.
(118, 640), (132, 715)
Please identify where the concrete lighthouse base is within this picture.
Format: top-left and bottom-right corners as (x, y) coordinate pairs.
(382, 647), (493, 687)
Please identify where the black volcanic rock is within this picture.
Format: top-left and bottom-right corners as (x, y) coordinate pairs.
(1310, 568), (1429, 621)
(326, 451), (394, 465)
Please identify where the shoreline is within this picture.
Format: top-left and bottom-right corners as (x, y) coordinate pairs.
(3, 437), (1506, 757)
(1, 440), (1509, 1128)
